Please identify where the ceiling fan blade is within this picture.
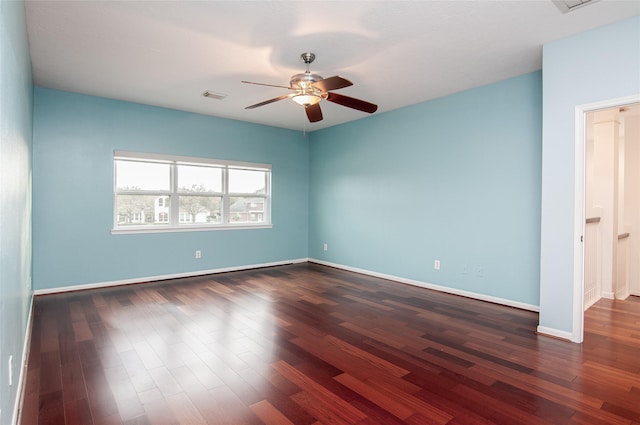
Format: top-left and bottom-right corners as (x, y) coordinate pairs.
(312, 76), (353, 92)
(326, 92), (378, 113)
(241, 80), (293, 90)
(305, 103), (323, 122)
(245, 94), (294, 109)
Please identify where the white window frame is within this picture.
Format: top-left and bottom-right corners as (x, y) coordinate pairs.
(113, 151), (272, 234)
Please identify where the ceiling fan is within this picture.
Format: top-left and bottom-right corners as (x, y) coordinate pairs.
(242, 53), (378, 123)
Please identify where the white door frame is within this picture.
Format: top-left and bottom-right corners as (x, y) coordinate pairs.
(572, 94), (640, 343)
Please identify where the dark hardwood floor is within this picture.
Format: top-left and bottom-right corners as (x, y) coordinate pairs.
(19, 263), (640, 424)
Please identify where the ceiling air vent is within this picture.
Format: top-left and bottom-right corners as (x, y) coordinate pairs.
(202, 90), (227, 100)
(552, 0), (600, 13)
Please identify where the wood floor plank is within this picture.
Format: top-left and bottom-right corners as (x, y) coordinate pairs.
(165, 392), (208, 425)
(19, 263), (640, 424)
(117, 349), (157, 394)
(147, 366), (182, 398)
(63, 398), (94, 425)
(61, 363), (88, 404)
(103, 364), (145, 421)
(139, 398), (179, 425)
(39, 350), (63, 395)
(272, 360), (369, 423)
(82, 363), (121, 423)
(288, 391), (356, 425)
(250, 400), (296, 425)
(38, 390), (65, 425)
(334, 373), (416, 420)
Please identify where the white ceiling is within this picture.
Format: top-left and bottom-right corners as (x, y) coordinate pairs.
(25, 1), (640, 131)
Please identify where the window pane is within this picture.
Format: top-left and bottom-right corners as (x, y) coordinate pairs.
(116, 195), (170, 225)
(179, 196), (222, 224)
(228, 169), (266, 194)
(116, 160), (170, 191)
(229, 197), (266, 223)
(177, 165), (222, 193)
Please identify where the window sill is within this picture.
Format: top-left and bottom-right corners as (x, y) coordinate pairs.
(112, 224), (273, 235)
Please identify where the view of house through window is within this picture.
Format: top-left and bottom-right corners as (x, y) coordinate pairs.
(114, 152), (271, 231)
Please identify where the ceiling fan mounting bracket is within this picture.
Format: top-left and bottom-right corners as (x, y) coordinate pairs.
(301, 52), (316, 65)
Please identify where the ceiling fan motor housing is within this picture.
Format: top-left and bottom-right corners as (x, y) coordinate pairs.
(290, 72), (323, 91)
(291, 52), (323, 92)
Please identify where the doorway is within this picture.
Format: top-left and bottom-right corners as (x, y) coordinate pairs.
(578, 100), (640, 337)
(584, 103), (640, 308)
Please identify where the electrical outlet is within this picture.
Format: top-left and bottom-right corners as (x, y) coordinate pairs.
(323, 243), (328, 251)
(462, 264), (469, 275)
(434, 260), (441, 270)
(476, 266), (484, 277)
(195, 250), (201, 259)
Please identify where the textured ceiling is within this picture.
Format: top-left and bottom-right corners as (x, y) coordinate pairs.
(25, 1), (640, 131)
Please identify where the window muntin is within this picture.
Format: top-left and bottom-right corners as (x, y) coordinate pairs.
(114, 152), (270, 232)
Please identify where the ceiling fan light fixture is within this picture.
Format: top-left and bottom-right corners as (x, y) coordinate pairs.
(292, 93), (321, 106)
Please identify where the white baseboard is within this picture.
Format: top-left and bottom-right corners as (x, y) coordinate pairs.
(309, 259), (539, 312)
(601, 291), (615, 299)
(616, 290), (631, 300)
(33, 258), (309, 295)
(536, 325), (575, 342)
(13, 294), (34, 425)
(630, 290), (640, 297)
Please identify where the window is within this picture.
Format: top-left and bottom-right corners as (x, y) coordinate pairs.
(114, 151), (271, 232)
(228, 168), (268, 224)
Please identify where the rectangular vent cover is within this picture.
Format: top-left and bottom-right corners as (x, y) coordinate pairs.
(202, 90), (227, 100)
(552, 0), (600, 13)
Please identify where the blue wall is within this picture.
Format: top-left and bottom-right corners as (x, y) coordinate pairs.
(309, 72), (542, 307)
(0, 0), (33, 422)
(540, 16), (640, 340)
(33, 88), (309, 290)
